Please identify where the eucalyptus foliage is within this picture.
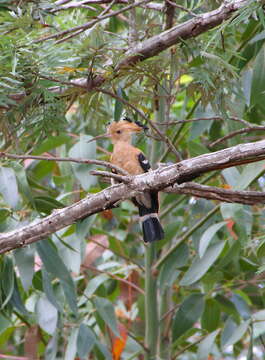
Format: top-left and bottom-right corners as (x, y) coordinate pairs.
(1, 0), (265, 359)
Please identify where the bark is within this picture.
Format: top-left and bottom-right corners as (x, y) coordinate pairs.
(166, 182), (265, 205)
(1, 139), (265, 254)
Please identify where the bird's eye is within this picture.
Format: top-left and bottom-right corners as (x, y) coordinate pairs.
(116, 130), (122, 134)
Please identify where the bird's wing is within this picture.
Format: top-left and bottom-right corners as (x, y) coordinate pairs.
(137, 153), (151, 173)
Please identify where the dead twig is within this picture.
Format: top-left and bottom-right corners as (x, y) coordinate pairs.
(0, 152), (128, 176)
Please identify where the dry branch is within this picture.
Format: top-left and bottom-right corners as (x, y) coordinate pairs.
(7, 0), (251, 105)
(166, 182), (265, 205)
(1, 139), (265, 254)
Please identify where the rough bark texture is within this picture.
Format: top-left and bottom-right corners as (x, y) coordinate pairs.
(1, 139), (265, 254)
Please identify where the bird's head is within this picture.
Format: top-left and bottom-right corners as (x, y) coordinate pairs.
(107, 119), (145, 143)
(87, 118), (148, 144)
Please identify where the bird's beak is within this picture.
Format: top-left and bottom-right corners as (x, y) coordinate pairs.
(87, 133), (111, 143)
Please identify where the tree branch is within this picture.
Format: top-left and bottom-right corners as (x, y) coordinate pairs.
(1, 139), (265, 254)
(6, 0), (252, 106)
(209, 126), (265, 148)
(166, 182), (265, 205)
(0, 152), (128, 175)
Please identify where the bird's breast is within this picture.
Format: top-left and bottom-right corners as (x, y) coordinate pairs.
(111, 143), (143, 175)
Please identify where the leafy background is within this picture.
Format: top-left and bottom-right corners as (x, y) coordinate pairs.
(1, 0), (265, 359)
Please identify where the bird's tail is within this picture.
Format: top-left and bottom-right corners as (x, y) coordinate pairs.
(141, 214), (164, 243)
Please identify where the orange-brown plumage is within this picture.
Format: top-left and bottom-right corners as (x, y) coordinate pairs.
(108, 120), (144, 175)
(106, 119), (164, 243)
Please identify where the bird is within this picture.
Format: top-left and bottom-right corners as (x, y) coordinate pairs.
(103, 118), (164, 243)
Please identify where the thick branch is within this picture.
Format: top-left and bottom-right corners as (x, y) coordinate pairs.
(166, 182), (265, 205)
(1, 139), (265, 253)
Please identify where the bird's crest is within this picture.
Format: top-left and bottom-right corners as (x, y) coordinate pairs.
(107, 117), (148, 132)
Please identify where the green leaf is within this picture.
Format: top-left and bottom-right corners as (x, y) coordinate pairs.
(188, 141), (209, 157)
(14, 246), (35, 291)
(1, 256), (14, 309)
(215, 294), (239, 320)
(223, 320), (250, 347)
(201, 299), (220, 332)
(198, 329), (219, 360)
(42, 269), (62, 312)
(221, 317), (237, 348)
(189, 119), (212, 140)
(114, 87), (123, 121)
(76, 214), (96, 240)
(249, 29), (265, 44)
(11, 163), (34, 206)
(251, 47), (265, 108)
(231, 293), (251, 320)
(33, 134), (71, 155)
(54, 233), (81, 273)
(0, 167), (19, 208)
(172, 293), (205, 341)
(37, 239), (77, 314)
(180, 241), (225, 286)
(9, 277), (28, 315)
(36, 295), (58, 335)
(77, 324), (95, 358)
(199, 221), (226, 258)
(242, 69), (253, 107)
(84, 274), (109, 298)
(68, 134), (97, 190)
(45, 331), (58, 360)
(0, 208), (10, 222)
(65, 327), (78, 360)
(236, 161), (265, 190)
(34, 196), (64, 215)
(158, 243), (188, 294)
(93, 296), (119, 337)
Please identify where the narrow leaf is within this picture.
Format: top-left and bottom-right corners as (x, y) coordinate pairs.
(37, 240), (77, 314)
(172, 293), (205, 341)
(77, 324), (95, 358)
(0, 167), (19, 208)
(68, 134), (97, 190)
(199, 222), (226, 258)
(36, 295), (58, 335)
(180, 241), (225, 286)
(93, 296), (119, 337)
(198, 329), (220, 360)
(14, 246), (35, 291)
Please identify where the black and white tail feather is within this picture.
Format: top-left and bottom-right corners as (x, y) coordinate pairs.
(134, 153), (164, 243)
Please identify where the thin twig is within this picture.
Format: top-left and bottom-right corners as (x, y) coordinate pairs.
(209, 126), (265, 148)
(158, 116), (252, 128)
(172, 336), (206, 359)
(0, 152), (128, 176)
(34, 0), (153, 43)
(90, 170), (131, 183)
(82, 263), (145, 294)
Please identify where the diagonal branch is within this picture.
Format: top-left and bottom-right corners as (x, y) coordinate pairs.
(1, 139), (265, 254)
(6, 0), (251, 106)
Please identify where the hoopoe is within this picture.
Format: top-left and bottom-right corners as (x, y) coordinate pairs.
(94, 118), (164, 243)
